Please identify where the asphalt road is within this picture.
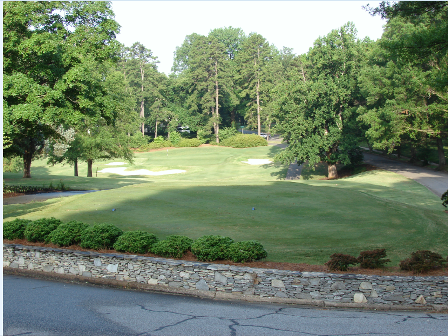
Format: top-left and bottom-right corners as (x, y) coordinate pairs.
(3, 275), (448, 336)
(363, 153), (448, 197)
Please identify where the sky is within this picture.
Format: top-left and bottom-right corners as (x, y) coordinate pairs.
(111, 1), (386, 75)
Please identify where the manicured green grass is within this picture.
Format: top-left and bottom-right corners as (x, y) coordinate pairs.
(4, 145), (447, 265)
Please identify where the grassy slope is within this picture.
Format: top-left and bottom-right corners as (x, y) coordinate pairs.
(3, 145), (447, 265)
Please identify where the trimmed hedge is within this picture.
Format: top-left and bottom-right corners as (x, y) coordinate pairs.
(3, 219), (32, 240)
(220, 134), (268, 148)
(325, 253), (358, 271)
(80, 223), (123, 250)
(358, 249), (390, 269)
(191, 235), (234, 261)
(24, 217), (62, 243)
(151, 235), (193, 258)
(400, 250), (446, 274)
(46, 221), (88, 247)
(176, 138), (202, 147)
(113, 231), (158, 254)
(227, 240), (267, 263)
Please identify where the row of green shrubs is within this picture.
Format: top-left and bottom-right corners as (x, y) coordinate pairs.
(3, 218), (267, 263)
(3, 180), (69, 194)
(326, 249), (447, 274)
(133, 133), (267, 152)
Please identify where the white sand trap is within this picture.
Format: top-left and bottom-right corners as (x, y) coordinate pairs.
(242, 159), (273, 165)
(106, 162), (127, 165)
(98, 167), (186, 176)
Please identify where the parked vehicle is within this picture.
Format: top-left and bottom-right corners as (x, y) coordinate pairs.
(177, 126), (190, 133)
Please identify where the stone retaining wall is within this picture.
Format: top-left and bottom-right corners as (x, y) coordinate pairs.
(4, 244), (448, 308)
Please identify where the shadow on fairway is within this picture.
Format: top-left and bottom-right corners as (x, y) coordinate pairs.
(14, 177), (445, 265)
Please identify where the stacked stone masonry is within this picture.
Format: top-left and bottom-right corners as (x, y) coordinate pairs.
(4, 244), (448, 307)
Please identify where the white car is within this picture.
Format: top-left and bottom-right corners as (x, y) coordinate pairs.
(176, 126), (190, 133)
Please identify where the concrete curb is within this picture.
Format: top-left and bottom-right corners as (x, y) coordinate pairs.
(5, 267), (447, 312)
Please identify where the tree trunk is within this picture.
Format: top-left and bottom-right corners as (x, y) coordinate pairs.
(257, 47), (261, 136)
(140, 65), (145, 135)
(140, 99), (145, 135)
(366, 140), (373, 152)
(87, 159), (93, 177)
(436, 137), (446, 170)
(74, 158), (78, 177)
(409, 145), (418, 163)
(215, 60), (220, 143)
(155, 120), (158, 138)
(396, 146), (401, 159)
(328, 164), (338, 179)
(22, 152), (32, 178)
(257, 79), (261, 136)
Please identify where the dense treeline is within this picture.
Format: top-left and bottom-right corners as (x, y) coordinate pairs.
(3, 1), (447, 178)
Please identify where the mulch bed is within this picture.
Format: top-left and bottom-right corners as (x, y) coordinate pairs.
(4, 239), (448, 277)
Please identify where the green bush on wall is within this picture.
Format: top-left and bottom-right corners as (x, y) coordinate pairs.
(113, 231), (158, 254)
(80, 223), (123, 250)
(3, 219), (32, 240)
(151, 235), (193, 258)
(176, 138), (202, 147)
(220, 134), (267, 148)
(227, 240), (267, 263)
(191, 235), (234, 261)
(47, 221), (88, 247)
(24, 217), (62, 243)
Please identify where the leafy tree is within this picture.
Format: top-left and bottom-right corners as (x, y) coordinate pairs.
(181, 35), (231, 142)
(3, 1), (121, 178)
(53, 62), (135, 177)
(274, 23), (367, 179)
(208, 27), (246, 129)
(362, 1), (448, 169)
(122, 42), (160, 135)
(235, 33), (273, 135)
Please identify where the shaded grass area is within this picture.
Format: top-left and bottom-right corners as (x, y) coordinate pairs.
(4, 170), (446, 265)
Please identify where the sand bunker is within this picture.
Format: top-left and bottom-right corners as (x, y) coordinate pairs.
(106, 162), (127, 166)
(98, 167), (186, 176)
(242, 159), (273, 165)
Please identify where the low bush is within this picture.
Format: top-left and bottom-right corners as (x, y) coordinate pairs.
(227, 240), (267, 263)
(196, 128), (213, 143)
(176, 138), (202, 147)
(191, 235), (234, 261)
(219, 127), (238, 141)
(3, 156), (22, 173)
(134, 137), (173, 152)
(325, 253), (358, 271)
(128, 133), (150, 148)
(24, 217), (62, 243)
(46, 221), (88, 247)
(113, 231), (158, 254)
(169, 132), (182, 145)
(3, 219), (32, 240)
(399, 250), (446, 274)
(442, 189), (448, 208)
(80, 223), (123, 250)
(151, 235), (193, 258)
(220, 134), (268, 148)
(357, 249), (390, 269)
